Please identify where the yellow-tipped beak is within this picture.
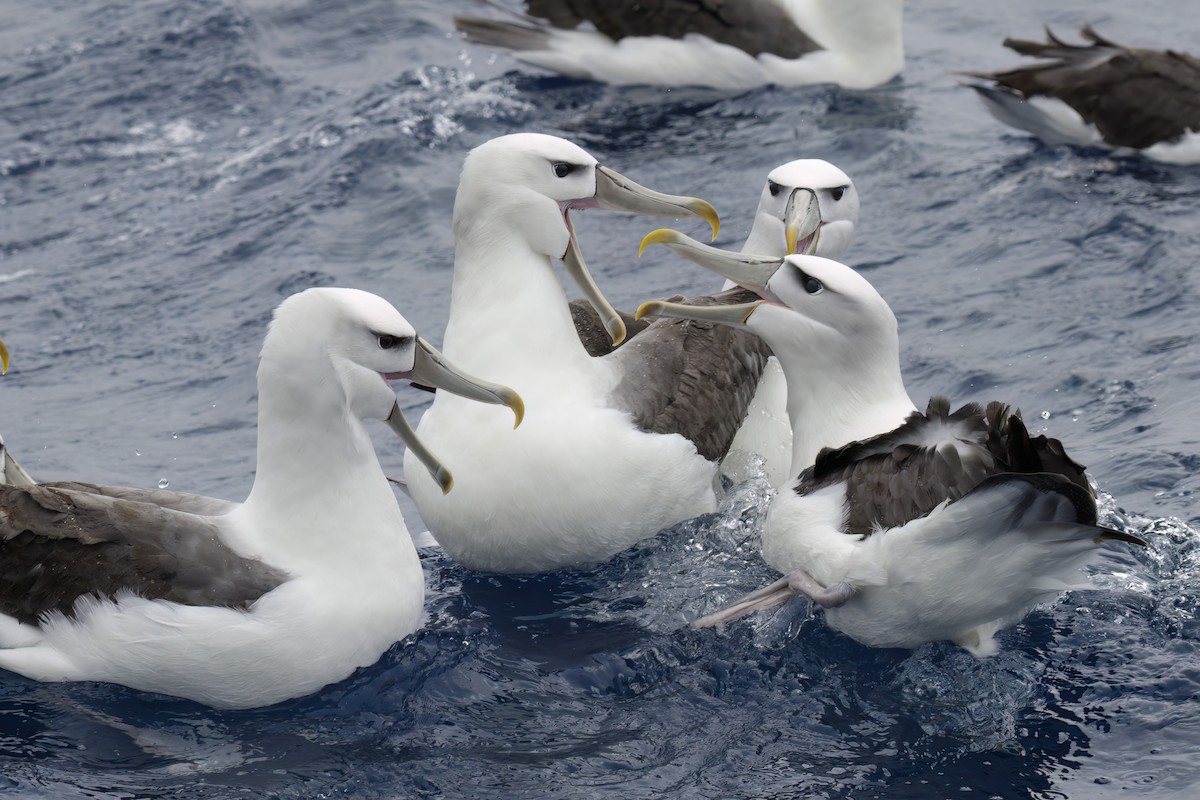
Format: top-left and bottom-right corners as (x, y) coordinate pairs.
(0, 337), (8, 375)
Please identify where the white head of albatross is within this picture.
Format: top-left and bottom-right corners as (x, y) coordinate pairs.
(743, 159), (859, 261)
(407, 132), (734, 574)
(0, 288), (522, 708)
(638, 245), (1147, 655)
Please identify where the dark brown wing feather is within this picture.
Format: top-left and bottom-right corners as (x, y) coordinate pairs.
(797, 397), (1093, 537)
(969, 26), (1200, 149)
(463, 0), (820, 59)
(606, 288), (771, 462)
(0, 483), (286, 626)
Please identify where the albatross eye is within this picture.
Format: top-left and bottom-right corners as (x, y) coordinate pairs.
(830, 185), (847, 201)
(767, 180), (782, 197)
(802, 275), (823, 295)
(552, 162), (576, 178)
(377, 334), (404, 350)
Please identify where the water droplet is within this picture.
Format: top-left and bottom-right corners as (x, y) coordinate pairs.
(1040, 411), (1051, 420)
(158, 478), (169, 488)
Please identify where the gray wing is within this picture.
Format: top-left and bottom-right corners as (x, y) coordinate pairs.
(42, 481), (238, 516)
(0, 483), (286, 626)
(968, 26), (1200, 149)
(798, 398), (1093, 536)
(605, 288), (771, 462)
(457, 0), (820, 60)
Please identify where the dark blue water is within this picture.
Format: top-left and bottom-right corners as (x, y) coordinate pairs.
(2, 1), (1198, 797)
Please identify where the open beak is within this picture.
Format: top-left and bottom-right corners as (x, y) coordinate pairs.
(385, 338), (524, 495)
(560, 166), (721, 347)
(0, 337), (8, 375)
(784, 188), (821, 255)
(636, 297), (764, 327)
(639, 229), (783, 295)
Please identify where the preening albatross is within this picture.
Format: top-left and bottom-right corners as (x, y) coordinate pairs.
(639, 237), (1146, 655)
(967, 26), (1200, 164)
(0, 289), (522, 708)
(455, 0), (905, 90)
(404, 133), (779, 574)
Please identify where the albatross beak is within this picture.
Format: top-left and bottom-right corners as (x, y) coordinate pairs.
(0, 337), (8, 375)
(636, 298), (764, 327)
(559, 166), (721, 347)
(594, 166), (721, 239)
(385, 338), (525, 495)
(639, 229), (784, 294)
(785, 188), (821, 255)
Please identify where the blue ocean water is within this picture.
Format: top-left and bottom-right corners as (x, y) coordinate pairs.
(1, 1), (1198, 797)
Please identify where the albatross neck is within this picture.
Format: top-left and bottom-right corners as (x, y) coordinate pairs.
(775, 343), (916, 476)
(239, 357), (403, 561)
(441, 211), (596, 380)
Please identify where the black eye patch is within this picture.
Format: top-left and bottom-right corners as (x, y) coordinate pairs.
(553, 162), (577, 178)
(830, 185), (847, 201)
(767, 180), (782, 197)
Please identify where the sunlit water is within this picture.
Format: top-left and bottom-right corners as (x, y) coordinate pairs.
(1, 1), (1198, 797)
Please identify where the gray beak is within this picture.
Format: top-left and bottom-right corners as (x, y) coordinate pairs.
(784, 188), (822, 255)
(638, 229), (783, 294)
(386, 338), (524, 495)
(636, 298), (764, 327)
(593, 165), (722, 236)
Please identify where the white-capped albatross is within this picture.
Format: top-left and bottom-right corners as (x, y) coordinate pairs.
(0, 288), (523, 708)
(405, 132), (782, 573)
(966, 26), (1200, 164)
(454, 0), (905, 90)
(638, 237), (1146, 655)
(569, 159), (859, 489)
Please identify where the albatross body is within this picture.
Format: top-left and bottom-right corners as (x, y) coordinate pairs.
(0, 289), (521, 708)
(639, 241), (1146, 655)
(455, 0), (905, 90)
(967, 26), (1200, 164)
(405, 133), (762, 574)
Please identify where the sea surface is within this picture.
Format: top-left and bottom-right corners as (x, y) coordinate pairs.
(1, 1), (1198, 797)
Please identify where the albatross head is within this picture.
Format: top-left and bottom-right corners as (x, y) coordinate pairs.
(265, 288), (523, 494)
(455, 133), (719, 346)
(745, 159), (859, 259)
(636, 239), (914, 467)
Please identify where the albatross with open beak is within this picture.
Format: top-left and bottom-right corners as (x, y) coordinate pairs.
(405, 133), (783, 574)
(0, 288), (522, 707)
(638, 236), (1145, 655)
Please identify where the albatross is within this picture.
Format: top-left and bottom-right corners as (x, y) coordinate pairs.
(569, 158), (860, 487)
(966, 26), (1200, 164)
(404, 132), (780, 573)
(0, 288), (522, 708)
(454, 0), (905, 90)
(638, 234), (1146, 655)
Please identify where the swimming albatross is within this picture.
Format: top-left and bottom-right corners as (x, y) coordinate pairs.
(638, 234), (1146, 655)
(405, 132), (779, 573)
(454, 0), (905, 90)
(966, 26), (1200, 164)
(0, 288), (522, 708)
